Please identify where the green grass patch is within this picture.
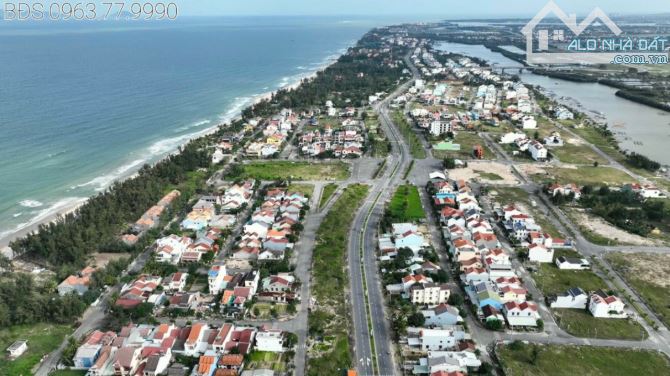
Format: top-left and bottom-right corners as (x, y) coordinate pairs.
(0, 323), (72, 376)
(247, 351), (286, 372)
(532, 263), (606, 296)
(388, 184), (425, 222)
(473, 170), (503, 181)
(392, 110), (426, 159)
(550, 142), (609, 165)
(308, 184), (369, 375)
(432, 132), (493, 160)
(319, 183), (338, 209)
(230, 161), (350, 181)
(553, 308), (647, 340)
(498, 342), (670, 376)
(607, 252), (670, 328)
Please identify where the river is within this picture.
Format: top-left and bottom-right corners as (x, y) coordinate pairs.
(436, 42), (670, 166)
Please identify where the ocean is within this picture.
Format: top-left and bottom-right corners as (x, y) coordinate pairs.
(0, 16), (393, 243)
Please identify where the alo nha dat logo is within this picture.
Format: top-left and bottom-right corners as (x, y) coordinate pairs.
(522, 1), (669, 65)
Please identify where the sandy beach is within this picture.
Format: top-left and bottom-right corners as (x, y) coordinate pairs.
(0, 57), (336, 251)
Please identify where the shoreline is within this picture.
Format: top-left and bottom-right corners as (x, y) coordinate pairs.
(0, 54), (340, 250)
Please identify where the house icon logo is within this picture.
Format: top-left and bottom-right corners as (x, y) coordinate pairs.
(521, 1), (624, 65)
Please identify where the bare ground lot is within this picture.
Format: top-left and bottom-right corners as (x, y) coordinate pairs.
(569, 208), (656, 246)
(448, 161), (519, 185)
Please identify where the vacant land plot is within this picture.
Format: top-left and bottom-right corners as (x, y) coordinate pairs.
(287, 183), (314, 198)
(388, 185), (425, 222)
(49, 371), (86, 376)
(247, 351), (287, 372)
(497, 342), (670, 376)
(566, 208), (655, 246)
(553, 308), (647, 340)
(607, 252), (670, 327)
(550, 142), (609, 165)
(529, 166), (634, 186)
(532, 262), (606, 296)
(234, 161), (350, 181)
(308, 184), (369, 375)
(319, 183), (338, 209)
(448, 161), (518, 185)
(0, 323), (71, 376)
(433, 132), (493, 160)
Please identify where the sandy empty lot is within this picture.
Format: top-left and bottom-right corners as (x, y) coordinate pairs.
(610, 252), (670, 288)
(449, 161), (519, 184)
(571, 209), (655, 246)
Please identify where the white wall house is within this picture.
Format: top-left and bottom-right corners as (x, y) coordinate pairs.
(521, 116), (537, 129)
(503, 301), (540, 327)
(555, 256), (590, 270)
(255, 329), (284, 352)
(589, 290), (627, 318)
(528, 140), (548, 161)
(549, 287), (588, 309)
(528, 243), (554, 263)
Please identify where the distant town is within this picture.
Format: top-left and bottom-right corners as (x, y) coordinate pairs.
(2, 12), (670, 376)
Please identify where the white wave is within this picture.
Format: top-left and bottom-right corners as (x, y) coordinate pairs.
(76, 159), (145, 191)
(13, 213), (22, 218)
(0, 197), (87, 243)
(18, 200), (43, 208)
(176, 119), (212, 132)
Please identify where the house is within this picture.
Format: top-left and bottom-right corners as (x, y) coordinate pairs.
(163, 272), (188, 292)
(208, 265), (227, 295)
(261, 274), (295, 293)
(255, 328), (284, 352)
(194, 355), (218, 376)
(527, 243), (554, 263)
(184, 323), (209, 356)
(218, 354), (245, 374)
(521, 115), (537, 129)
(58, 266), (96, 296)
(73, 330), (116, 369)
(407, 327), (467, 351)
(113, 346), (141, 376)
(482, 305), (504, 324)
(155, 235), (193, 264)
(549, 287), (588, 309)
(589, 290), (626, 318)
(422, 304), (463, 326)
(555, 256), (590, 270)
(528, 140), (547, 161)
(6, 340), (27, 359)
(499, 132), (527, 144)
(547, 183), (581, 200)
(415, 351), (481, 375)
(543, 132), (564, 147)
(410, 283), (451, 305)
(503, 301), (540, 327)
(143, 351), (172, 376)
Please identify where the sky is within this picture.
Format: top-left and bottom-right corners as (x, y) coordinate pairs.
(176, 0), (669, 18)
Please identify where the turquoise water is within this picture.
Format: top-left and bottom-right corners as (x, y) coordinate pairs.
(0, 17), (386, 240)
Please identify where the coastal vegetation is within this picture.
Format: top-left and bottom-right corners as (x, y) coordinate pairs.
(226, 161), (350, 181)
(10, 139), (212, 269)
(308, 184), (369, 376)
(497, 342), (670, 376)
(242, 33), (406, 118)
(578, 186), (669, 237)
